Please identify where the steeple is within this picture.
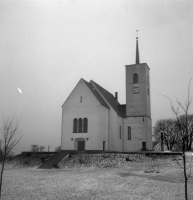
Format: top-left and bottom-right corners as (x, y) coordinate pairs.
(136, 30), (140, 64)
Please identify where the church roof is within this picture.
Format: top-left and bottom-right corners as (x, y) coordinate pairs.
(82, 79), (109, 110)
(117, 104), (126, 118)
(90, 80), (126, 118)
(62, 78), (126, 118)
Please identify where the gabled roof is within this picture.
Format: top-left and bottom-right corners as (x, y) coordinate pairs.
(82, 79), (109, 110)
(62, 78), (109, 109)
(90, 80), (126, 118)
(62, 78), (126, 118)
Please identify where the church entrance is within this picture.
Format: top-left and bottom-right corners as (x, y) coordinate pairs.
(78, 141), (85, 151)
(75, 138), (85, 151)
(142, 142), (146, 150)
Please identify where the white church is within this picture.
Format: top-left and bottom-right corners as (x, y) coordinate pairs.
(61, 36), (152, 152)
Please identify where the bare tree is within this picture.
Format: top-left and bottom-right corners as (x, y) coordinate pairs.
(171, 104), (193, 200)
(39, 146), (45, 152)
(30, 145), (39, 152)
(0, 116), (21, 199)
(159, 77), (193, 200)
(174, 114), (193, 151)
(153, 118), (177, 151)
(55, 146), (61, 152)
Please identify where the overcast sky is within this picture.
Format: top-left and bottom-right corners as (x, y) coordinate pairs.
(0, 0), (192, 154)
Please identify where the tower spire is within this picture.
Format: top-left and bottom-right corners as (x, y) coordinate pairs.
(136, 30), (140, 64)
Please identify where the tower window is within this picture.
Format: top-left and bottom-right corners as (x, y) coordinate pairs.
(128, 126), (131, 140)
(80, 96), (82, 102)
(119, 126), (121, 139)
(133, 73), (138, 84)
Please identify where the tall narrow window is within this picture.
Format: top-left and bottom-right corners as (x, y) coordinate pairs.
(133, 73), (138, 84)
(73, 118), (78, 133)
(119, 126), (121, 139)
(83, 118), (88, 133)
(128, 126), (131, 140)
(147, 75), (149, 85)
(78, 118), (82, 133)
(80, 96), (82, 103)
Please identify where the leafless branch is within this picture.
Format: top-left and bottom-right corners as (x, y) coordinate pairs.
(187, 155), (193, 179)
(188, 77), (193, 105)
(174, 156), (184, 171)
(158, 78), (193, 200)
(0, 116), (22, 199)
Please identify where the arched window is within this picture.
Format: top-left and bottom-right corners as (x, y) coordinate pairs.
(73, 118), (77, 133)
(78, 118), (82, 133)
(83, 118), (88, 133)
(133, 73), (138, 84)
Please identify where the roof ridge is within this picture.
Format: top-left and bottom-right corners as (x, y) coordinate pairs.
(90, 80), (116, 99)
(89, 80), (127, 118)
(83, 80), (109, 110)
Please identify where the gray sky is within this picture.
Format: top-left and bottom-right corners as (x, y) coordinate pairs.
(0, 0), (192, 154)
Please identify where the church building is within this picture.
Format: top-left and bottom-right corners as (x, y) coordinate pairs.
(61, 36), (152, 151)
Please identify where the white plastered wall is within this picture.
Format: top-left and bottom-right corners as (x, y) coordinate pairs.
(90, 86), (124, 151)
(117, 116), (124, 151)
(61, 79), (109, 150)
(123, 117), (152, 151)
(103, 108), (124, 151)
(147, 118), (153, 150)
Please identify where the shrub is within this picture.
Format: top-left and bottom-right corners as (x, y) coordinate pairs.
(126, 157), (132, 162)
(26, 153), (31, 157)
(78, 158), (84, 164)
(24, 160), (30, 165)
(53, 164), (59, 169)
(41, 157), (46, 163)
(67, 154), (73, 159)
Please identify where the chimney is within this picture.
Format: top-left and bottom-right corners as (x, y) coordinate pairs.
(115, 92), (118, 100)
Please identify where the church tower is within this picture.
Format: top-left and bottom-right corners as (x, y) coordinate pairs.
(124, 32), (152, 151)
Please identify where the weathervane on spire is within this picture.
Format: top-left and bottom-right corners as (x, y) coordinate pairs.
(136, 30), (140, 64)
